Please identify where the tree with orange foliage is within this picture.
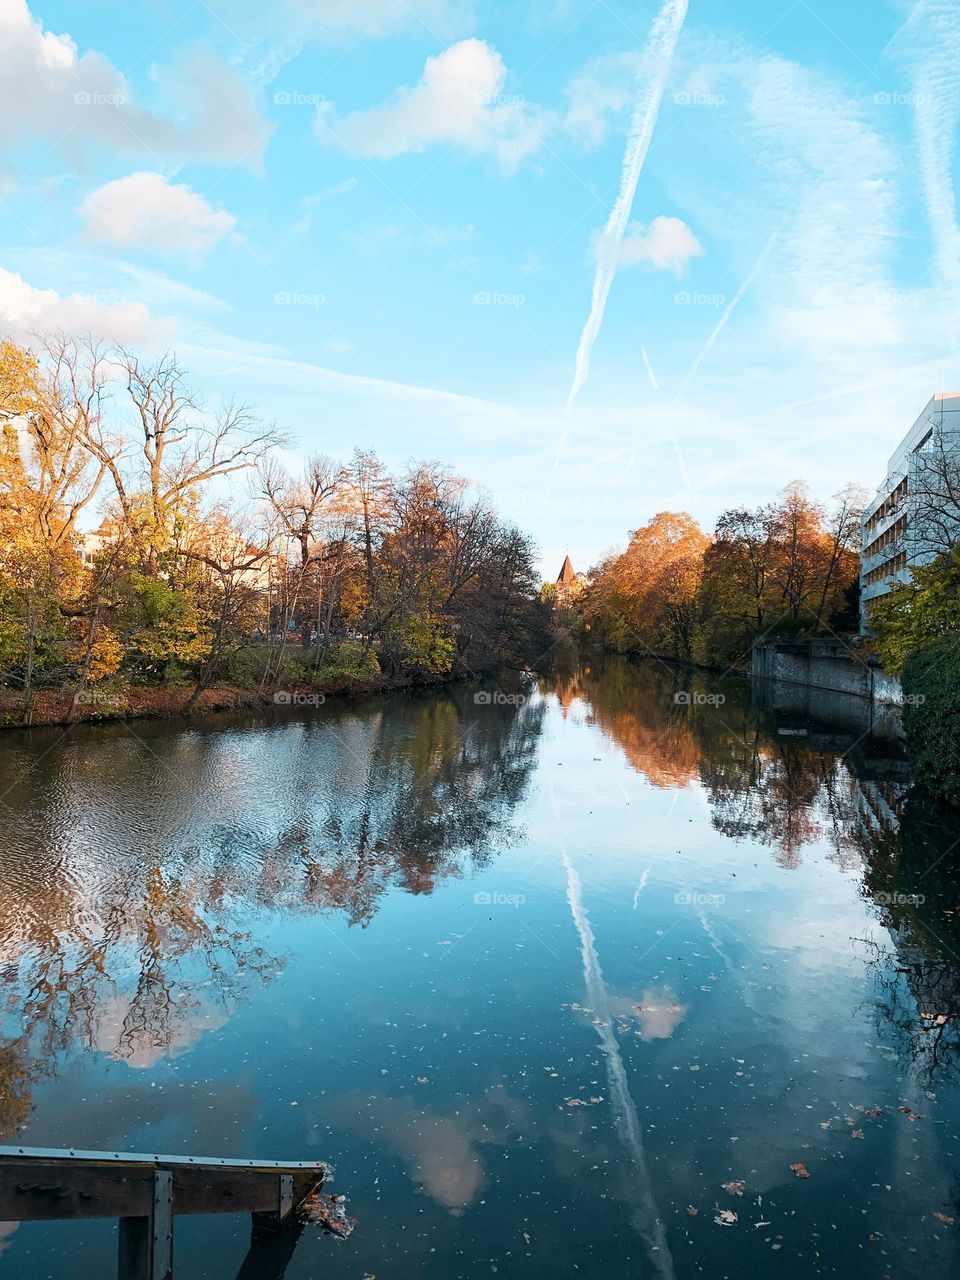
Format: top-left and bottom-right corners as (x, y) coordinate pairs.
(583, 512), (709, 659)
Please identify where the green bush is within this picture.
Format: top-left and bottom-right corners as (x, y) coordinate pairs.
(902, 633), (960, 807)
(315, 640), (381, 689)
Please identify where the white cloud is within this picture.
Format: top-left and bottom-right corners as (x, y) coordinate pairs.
(0, 265), (170, 345)
(605, 215), (704, 273)
(0, 1), (271, 168)
(318, 39), (548, 172)
(79, 173), (236, 255)
(564, 52), (644, 147)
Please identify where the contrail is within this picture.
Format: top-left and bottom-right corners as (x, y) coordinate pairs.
(641, 344), (660, 390)
(675, 229), (778, 400)
(566, 0), (689, 408)
(632, 866), (651, 909)
(564, 852), (676, 1279)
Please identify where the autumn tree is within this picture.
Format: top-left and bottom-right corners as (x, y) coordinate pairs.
(583, 512), (708, 659)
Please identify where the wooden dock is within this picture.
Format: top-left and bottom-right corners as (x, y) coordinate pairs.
(0, 1144), (329, 1278)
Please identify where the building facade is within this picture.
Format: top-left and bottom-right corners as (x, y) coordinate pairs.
(860, 392), (960, 631)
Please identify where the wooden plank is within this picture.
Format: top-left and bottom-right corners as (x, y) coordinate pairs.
(0, 1146), (324, 1173)
(118, 1215), (151, 1280)
(0, 1163), (154, 1221)
(0, 1153), (324, 1223)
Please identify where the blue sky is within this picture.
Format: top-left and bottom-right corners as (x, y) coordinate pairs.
(2, 0), (959, 574)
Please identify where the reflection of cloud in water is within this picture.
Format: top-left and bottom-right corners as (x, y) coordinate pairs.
(0, 1222), (18, 1257)
(632, 988), (686, 1042)
(328, 1086), (530, 1213)
(93, 995), (228, 1068)
(564, 853), (676, 1280)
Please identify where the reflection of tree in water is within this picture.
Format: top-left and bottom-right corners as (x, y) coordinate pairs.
(555, 657), (705, 788)
(223, 687), (545, 927)
(562, 653), (960, 1085)
(696, 724), (865, 869)
(566, 654), (863, 868)
(0, 687), (544, 1131)
(860, 793), (960, 1089)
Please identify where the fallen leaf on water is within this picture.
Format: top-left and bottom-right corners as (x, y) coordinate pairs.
(714, 1208), (738, 1226)
(851, 1130), (864, 1140)
(566, 1098), (586, 1107)
(721, 1180), (745, 1197)
(789, 1162), (810, 1178)
(933, 1212), (954, 1226)
(686, 1205), (698, 1216)
(300, 1192), (356, 1238)
(899, 1106), (923, 1121)
(864, 1107), (884, 1118)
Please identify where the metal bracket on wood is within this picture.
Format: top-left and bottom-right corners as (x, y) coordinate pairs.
(251, 1173), (295, 1233)
(0, 1145), (325, 1279)
(118, 1169), (173, 1280)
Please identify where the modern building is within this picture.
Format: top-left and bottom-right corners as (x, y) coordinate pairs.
(860, 392), (960, 631)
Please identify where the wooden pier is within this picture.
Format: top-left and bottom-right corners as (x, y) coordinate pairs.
(0, 1144), (329, 1279)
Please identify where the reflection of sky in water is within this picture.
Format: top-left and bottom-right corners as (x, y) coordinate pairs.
(0, 661), (958, 1277)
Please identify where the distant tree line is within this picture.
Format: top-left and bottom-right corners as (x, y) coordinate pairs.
(0, 336), (544, 710)
(581, 481), (866, 669)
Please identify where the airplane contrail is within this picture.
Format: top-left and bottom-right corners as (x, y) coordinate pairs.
(641, 344), (660, 390)
(566, 0), (689, 408)
(675, 228), (778, 400)
(564, 852), (676, 1278)
(632, 866), (651, 909)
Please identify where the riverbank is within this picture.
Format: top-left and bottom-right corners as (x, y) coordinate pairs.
(0, 670), (465, 731)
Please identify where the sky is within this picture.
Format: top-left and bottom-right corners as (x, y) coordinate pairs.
(2, 0), (960, 576)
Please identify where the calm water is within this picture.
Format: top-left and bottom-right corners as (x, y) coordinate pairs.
(0, 657), (958, 1278)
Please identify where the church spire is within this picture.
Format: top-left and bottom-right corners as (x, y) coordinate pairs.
(557, 555), (577, 585)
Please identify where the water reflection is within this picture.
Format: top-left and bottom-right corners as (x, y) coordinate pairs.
(1, 657), (960, 1278)
(0, 687), (545, 1133)
(558, 653), (960, 1089)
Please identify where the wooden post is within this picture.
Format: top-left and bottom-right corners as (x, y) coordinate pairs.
(117, 1170), (173, 1280)
(251, 1173), (295, 1232)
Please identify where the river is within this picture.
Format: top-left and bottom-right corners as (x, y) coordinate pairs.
(0, 656), (957, 1278)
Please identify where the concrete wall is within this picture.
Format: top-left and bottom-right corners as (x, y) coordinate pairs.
(751, 638), (903, 706)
